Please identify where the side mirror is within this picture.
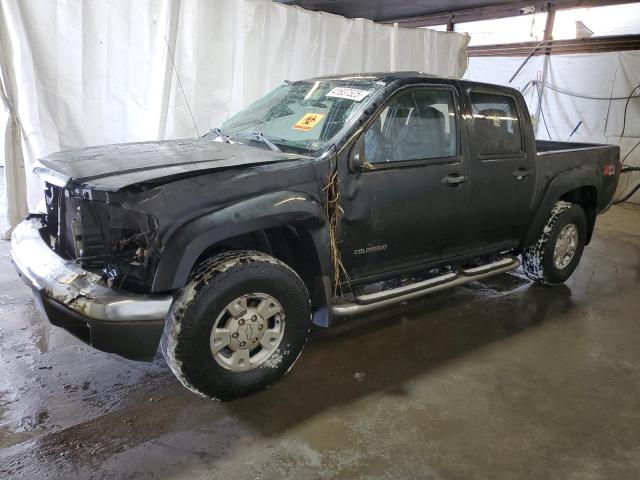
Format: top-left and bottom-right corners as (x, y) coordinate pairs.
(349, 136), (366, 171)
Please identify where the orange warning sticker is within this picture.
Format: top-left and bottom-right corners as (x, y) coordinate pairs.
(292, 113), (325, 131)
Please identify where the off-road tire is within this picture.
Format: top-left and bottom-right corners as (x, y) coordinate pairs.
(521, 200), (587, 285)
(161, 250), (311, 400)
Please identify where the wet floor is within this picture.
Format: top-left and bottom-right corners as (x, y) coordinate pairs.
(1, 197), (640, 479)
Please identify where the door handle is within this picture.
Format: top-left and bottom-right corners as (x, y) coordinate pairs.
(512, 168), (532, 180)
(441, 173), (467, 186)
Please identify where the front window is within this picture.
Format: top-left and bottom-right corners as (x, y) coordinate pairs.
(219, 78), (385, 155)
(364, 88), (459, 163)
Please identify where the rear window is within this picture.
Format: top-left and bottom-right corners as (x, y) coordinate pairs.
(470, 92), (523, 156)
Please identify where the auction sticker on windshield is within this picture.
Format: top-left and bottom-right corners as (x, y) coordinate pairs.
(293, 113), (325, 131)
(325, 87), (370, 102)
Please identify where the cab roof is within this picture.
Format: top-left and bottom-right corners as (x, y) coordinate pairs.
(304, 71), (520, 96)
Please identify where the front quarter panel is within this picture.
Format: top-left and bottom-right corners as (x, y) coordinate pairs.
(151, 191), (330, 292)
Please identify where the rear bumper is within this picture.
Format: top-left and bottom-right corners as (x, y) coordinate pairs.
(11, 217), (173, 360)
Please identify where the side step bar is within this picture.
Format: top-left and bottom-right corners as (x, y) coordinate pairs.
(331, 257), (520, 316)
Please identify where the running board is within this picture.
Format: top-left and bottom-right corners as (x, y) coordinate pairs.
(331, 257), (520, 316)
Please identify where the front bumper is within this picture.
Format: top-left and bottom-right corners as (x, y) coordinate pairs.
(10, 217), (173, 360)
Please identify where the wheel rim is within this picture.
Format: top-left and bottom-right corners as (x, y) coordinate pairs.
(553, 223), (579, 270)
(210, 293), (285, 372)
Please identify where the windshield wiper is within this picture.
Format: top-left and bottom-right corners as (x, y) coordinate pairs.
(251, 131), (281, 152)
(204, 128), (233, 143)
(232, 129), (282, 152)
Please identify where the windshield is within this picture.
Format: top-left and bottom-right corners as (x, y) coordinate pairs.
(219, 78), (385, 155)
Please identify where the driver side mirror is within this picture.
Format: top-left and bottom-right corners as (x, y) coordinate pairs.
(349, 136), (367, 171)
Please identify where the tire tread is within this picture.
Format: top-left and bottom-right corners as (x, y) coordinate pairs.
(160, 250), (311, 400)
(521, 200), (585, 285)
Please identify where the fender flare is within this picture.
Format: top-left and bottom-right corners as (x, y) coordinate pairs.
(151, 191), (331, 295)
(522, 166), (601, 247)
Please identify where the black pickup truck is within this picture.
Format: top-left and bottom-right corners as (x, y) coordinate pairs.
(11, 72), (619, 399)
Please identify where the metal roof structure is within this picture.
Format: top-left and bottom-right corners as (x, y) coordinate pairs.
(276, 0), (639, 27)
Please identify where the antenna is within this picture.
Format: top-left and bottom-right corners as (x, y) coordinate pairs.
(164, 35), (200, 137)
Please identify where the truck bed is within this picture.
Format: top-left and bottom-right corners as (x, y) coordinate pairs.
(536, 139), (615, 153)
(535, 139), (620, 214)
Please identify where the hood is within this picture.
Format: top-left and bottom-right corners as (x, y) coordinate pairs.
(33, 138), (307, 191)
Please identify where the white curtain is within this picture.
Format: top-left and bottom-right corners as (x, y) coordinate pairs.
(466, 51), (640, 203)
(0, 0), (470, 237)
(0, 5), (28, 238)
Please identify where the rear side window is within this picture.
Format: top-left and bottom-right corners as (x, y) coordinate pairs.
(364, 89), (458, 163)
(470, 92), (523, 155)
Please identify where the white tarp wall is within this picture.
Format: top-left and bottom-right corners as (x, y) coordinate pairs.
(0, 0), (469, 238)
(466, 51), (640, 203)
(0, 107), (7, 166)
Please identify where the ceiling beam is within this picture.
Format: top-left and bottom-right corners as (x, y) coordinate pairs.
(379, 0), (639, 28)
(467, 34), (640, 56)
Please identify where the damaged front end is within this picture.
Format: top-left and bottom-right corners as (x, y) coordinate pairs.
(43, 183), (159, 293)
(10, 184), (172, 360)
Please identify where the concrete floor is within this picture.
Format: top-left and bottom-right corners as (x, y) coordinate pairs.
(1, 172), (639, 478)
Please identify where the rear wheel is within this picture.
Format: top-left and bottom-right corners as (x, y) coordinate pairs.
(521, 200), (587, 285)
(161, 250), (311, 400)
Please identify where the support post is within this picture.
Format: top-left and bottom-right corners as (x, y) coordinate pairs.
(390, 22), (398, 72)
(535, 2), (555, 137)
(446, 16), (454, 32)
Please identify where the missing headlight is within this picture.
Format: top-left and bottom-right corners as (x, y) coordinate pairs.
(70, 200), (159, 292)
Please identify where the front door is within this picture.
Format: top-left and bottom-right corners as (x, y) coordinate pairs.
(338, 85), (472, 281)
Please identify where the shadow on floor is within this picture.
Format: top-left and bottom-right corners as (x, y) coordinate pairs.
(225, 273), (575, 435)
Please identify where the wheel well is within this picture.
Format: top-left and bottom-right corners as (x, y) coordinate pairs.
(560, 186), (597, 244)
(192, 226), (326, 310)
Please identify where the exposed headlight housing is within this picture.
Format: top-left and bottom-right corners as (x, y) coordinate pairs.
(44, 183), (159, 292)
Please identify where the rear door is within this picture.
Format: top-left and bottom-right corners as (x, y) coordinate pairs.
(463, 88), (537, 252)
(338, 84), (472, 280)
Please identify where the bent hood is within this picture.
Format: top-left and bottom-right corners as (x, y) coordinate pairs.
(33, 138), (306, 191)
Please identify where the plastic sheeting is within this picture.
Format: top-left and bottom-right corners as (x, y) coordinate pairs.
(466, 52), (640, 203)
(0, 0), (469, 237)
(0, 6), (27, 238)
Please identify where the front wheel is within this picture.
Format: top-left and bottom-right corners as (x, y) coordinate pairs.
(521, 200), (587, 285)
(161, 250), (311, 400)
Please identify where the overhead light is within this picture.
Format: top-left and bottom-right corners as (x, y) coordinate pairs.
(520, 6), (536, 14)
(576, 21), (594, 38)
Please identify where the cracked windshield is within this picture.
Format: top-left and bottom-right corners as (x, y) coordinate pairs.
(217, 78), (385, 155)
